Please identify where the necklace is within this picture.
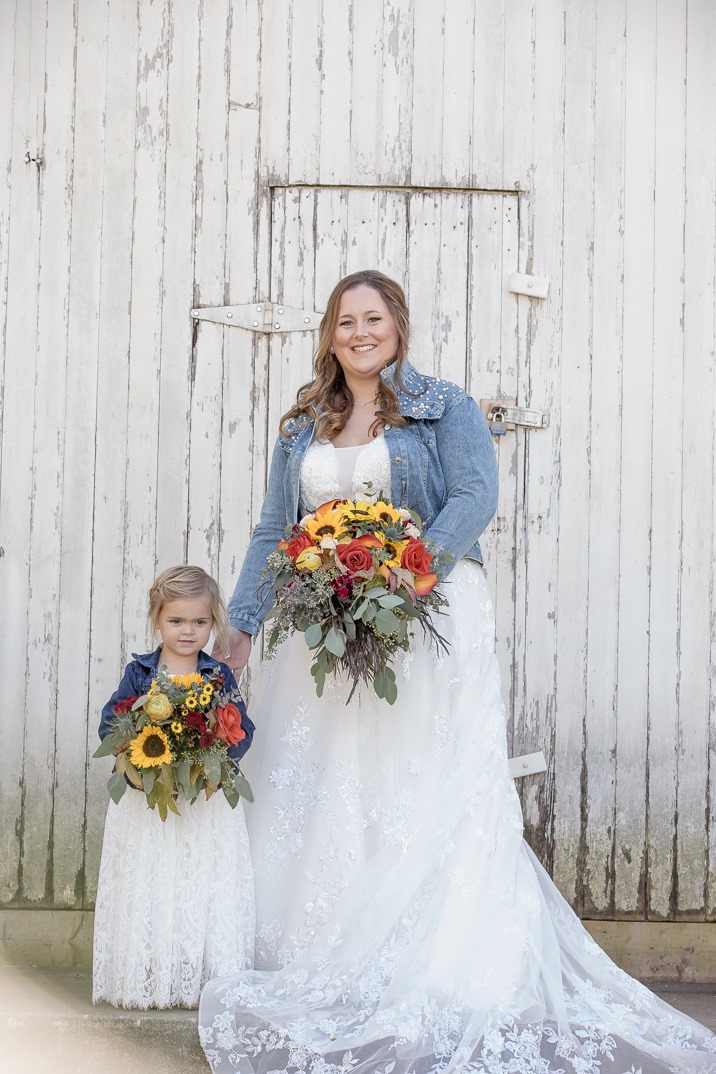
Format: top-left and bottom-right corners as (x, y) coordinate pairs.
(352, 396), (377, 408)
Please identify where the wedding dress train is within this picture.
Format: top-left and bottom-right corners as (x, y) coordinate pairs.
(199, 559), (716, 1072)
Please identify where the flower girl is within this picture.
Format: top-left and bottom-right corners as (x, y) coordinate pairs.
(92, 565), (255, 1009)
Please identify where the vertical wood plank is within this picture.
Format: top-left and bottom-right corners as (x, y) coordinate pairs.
(153, 0), (201, 572)
(21, 0), (76, 903)
(431, 194), (470, 385)
(409, 0), (444, 187)
(680, 0), (716, 922)
(83, 0), (139, 907)
(614, 0), (657, 917)
(679, 0), (716, 919)
(0, 0), (45, 905)
(583, 0), (626, 917)
(552, 0), (596, 916)
(513, 0), (563, 871)
(468, 195), (519, 739)
(440, 1), (474, 186)
(186, 0), (231, 576)
(122, 0), (170, 649)
(380, 0), (414, 185)
(220, 0), (265, 618)
(471, 0), (506, 188)
(502, 0), (535, 191)
(647, 0), (687, 920)
(287, 0), (321, 184)
(404, 192), (442, 376)
(259, 0), (291, 183)
(317, 0), (352, 181)
(349, 0), (384, 183)
(52, 0), (108, 907)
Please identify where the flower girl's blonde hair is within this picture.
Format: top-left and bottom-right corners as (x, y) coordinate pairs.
(148, 566), (231, 658)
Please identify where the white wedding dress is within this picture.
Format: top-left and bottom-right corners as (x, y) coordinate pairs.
(200, 437), (716, 1072)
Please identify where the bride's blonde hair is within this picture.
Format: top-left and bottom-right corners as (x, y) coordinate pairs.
(279, 270), (413, 443)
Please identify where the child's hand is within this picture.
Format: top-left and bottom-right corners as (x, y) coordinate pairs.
(215, 627), (252, 677)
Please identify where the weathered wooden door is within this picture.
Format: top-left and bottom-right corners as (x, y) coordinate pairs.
(194, 181), (542, 795)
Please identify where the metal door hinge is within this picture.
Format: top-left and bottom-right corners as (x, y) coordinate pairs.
(191, 301), (322, 333)
(480, 399), (549, 435)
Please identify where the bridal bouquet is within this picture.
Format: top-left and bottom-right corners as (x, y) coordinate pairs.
(94, 667), (253, 820)
(264, 496), (449, 703)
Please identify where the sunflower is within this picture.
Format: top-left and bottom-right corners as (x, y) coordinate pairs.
(185, 692), (198, 710)
(170, 721), (183, 734)
(381, 536), (409, 569)
(303, 502), (349, 543)
(199, 691), (211, 706)
(170, 672), (204, 688)
(373, 500), (404, 527)
(129, 725), (172, 768)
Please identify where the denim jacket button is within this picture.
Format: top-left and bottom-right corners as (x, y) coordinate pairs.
(394, 456), (402, 464)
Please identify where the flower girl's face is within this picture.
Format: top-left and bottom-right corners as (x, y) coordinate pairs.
(157, 597), (213, 667)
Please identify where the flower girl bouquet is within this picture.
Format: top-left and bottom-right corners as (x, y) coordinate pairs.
(94, 667), (253, 820)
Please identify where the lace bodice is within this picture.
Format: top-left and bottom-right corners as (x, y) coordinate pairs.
(299, 435), (391, 514)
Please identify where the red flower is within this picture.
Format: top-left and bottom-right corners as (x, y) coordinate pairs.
(214, 703), (247, 747)
(401, 538), (433, 575)
(331, 574), (354, 601)
(285, 531), (314, 560)
(199, 732), (215, 748)
(185, 713), (205, 730)
(114, 697), (138, 715)
(336, 539), (374, 575)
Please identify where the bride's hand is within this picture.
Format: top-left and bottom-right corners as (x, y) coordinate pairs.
(214, 627), (252, 677)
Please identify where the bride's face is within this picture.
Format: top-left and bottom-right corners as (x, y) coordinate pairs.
(331, 285), (399, 385)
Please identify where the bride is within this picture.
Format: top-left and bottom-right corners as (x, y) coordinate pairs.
(199, 270), (716, 1073)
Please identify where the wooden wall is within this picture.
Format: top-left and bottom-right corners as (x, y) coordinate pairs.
(1, 0), (715, 925)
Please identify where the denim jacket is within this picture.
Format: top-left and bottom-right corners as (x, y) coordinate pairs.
(98, 646), (255, 761)
(228, 359), (499, 636)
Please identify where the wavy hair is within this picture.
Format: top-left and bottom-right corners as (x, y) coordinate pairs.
(148, 565), (231, 659)
(279, 270), (414, 442)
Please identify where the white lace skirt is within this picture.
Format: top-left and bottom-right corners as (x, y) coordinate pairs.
(199, 562), (716, 1072)
(93, 787), (254, 1009)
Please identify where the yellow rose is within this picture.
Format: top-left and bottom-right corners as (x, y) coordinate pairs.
(295, 547), (323, 572)
(143, 692), (174, 722)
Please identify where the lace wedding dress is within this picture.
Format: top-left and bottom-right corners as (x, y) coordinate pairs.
(93, 785), (254, 1008)
(200, 436), (716, 1072)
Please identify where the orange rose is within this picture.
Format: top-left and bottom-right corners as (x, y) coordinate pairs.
(400, 538), (433, 575)
(285, 531), (314, 560)
(336, 539), (374, 575)
(214, 703), (246, 747)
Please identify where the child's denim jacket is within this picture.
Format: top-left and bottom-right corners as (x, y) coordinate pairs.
(98, 647), (254, 761)
(228, 360), (499, 637)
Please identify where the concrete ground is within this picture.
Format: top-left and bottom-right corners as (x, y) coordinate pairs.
(1, 964), (714, 1074)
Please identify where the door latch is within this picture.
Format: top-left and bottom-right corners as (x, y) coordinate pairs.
(480, 399), (549, 435)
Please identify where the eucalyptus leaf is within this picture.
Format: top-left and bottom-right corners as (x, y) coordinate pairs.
(176, 760), (193, 797)
(132, 694), (149, 711)
(204, 753), (222, 786)
(234, 771), (254, 803)
(304, 623), (324, 649)
(107, 770), (127, 804)
(93, 733), (122, 759)
(373, 669), (385, 698)
(222, 781), (240, 808)
(142, 768), (157, 794)
(378, 594), (404, 609)
(324, 627), (346, 657)
(374, 609), (401, 634)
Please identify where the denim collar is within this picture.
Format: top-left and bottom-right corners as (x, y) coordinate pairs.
(131, 646), (218, 673)
(381, 358), (445, 419)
